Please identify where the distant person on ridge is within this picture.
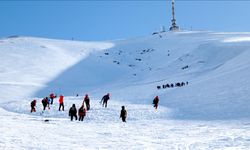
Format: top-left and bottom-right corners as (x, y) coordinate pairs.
(78, 104), (86, 121)
(42, 97), (50, 111)
(152, 96), (159, 110)
(120, 106), (127, 122)
(58, 95), (64, 111)
(49, 93), (57, 105)
(69, 104), (77, 121)
(84, 94), (90, 111)
(100, 93), (110, 108)
(30, 99), (36, 113)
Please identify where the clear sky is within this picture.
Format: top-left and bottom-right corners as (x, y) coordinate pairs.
(1, 0), (250, 41)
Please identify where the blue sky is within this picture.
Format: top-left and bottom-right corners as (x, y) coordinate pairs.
(1, 1), (250, 41)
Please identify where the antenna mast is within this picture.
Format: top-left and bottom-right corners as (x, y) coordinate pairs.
(169, 0), (179, 31)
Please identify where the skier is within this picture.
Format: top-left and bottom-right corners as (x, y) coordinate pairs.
(30, 99), (36, 113)
(152, 96), (159, 110)
(120, 106), (127, 122)
(69, 104), (77, 121)
(58, 95), (64, 111)
(100, 93), (110, 108)
(78, 105), (86, 121)
(49, 93), (57, 105)
(84, 94), (90, 111)
(42, 97), (50, 111)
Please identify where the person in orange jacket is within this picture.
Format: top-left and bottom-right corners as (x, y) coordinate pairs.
(58, 95), (64, 111)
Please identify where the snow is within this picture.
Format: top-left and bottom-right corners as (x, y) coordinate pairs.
(1, 32), (250, 149)
(223, 37), (250, 43)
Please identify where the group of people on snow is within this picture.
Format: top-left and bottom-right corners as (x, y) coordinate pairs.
(68, 93), (110, 121)
(157, 81), (189, 89)
(30, 92), (159, 123)
(68, 94), (89, 121)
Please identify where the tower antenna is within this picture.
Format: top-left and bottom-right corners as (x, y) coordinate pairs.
(169, 0), (180, 31)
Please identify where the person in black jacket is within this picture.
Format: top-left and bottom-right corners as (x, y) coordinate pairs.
(69, 104), (77, 121)
(100, 93), (110, 108)
(30, 100), (36, 113)
(42, 97), (50, 111)
(152, 96), (159, 110)
(120, 106), (127, 122)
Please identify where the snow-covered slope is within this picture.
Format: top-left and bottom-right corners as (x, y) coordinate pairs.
(1, 32), (250, 149)
(1, 32), (250, 120)
(0, 36), (114, 101)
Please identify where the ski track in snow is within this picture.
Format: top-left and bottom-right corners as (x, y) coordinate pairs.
(1, 97), (250, 149)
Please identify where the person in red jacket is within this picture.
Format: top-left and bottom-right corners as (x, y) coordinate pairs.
(30, 99), (36, 113)
(78, 104), (86, 121)
(152, 96), (159, 110)
(49, 93), (57, 105)
(58, 95), (64, 111)
(84, 94), (90, 111)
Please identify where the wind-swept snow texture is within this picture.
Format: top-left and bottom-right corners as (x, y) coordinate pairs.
(1, 32), (250, 149)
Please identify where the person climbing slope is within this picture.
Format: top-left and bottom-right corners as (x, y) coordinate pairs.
(100, 93), (110, 108)
(69, 104), (77, 121)
(30, 99), (36, 113)
(49, 93), (57, 105)
(58, 95), (64, 111)
(152, 96), (159, 110)
(78, 104), (86, 121)
(42, 97), (50, 111)
(84, 94), (90, 111)
(120, 106), (127, 122)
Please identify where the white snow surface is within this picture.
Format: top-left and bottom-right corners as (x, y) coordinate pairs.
(1, 32), (250, 149)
